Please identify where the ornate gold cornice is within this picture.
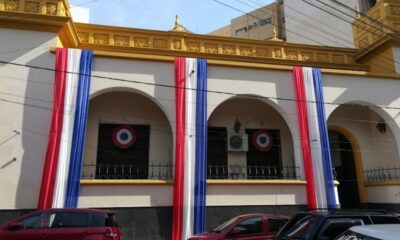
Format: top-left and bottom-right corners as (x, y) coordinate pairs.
(2, 0), (400, 76)
(0, 0), (78, 46)
(74, 22), (368, 71)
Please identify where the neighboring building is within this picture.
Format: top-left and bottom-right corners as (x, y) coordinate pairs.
(1, 0), (400, 240)
(209, 0), (374, 48)
(209, 1), (285, 41)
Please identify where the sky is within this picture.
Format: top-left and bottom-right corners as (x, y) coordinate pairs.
(68, 0), (275, 34)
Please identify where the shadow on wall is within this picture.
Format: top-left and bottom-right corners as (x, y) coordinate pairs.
(0, 29), (57, 210)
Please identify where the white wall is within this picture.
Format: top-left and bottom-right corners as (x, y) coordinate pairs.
(0, 28), (58, 209)
(78, 184), (307, 207)
(366, 185), (400, 203)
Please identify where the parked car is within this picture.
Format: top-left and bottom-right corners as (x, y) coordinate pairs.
(334, 224), (400, 240)
(0, 208), (121, 240)
(188, 213), (289, 240)
(274, 209), (400, 240)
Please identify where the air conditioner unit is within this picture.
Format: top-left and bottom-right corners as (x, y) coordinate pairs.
(227, 133), (248, 152)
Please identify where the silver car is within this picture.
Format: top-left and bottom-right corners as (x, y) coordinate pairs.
(335, 224), (400, 240)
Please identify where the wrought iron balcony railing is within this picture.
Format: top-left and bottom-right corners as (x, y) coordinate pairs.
(82, 163), (300, 181)
(364, 167), (400, 182)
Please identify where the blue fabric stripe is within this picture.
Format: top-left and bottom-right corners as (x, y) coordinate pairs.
(312, 68), (337, 209)
(193, 59), (207, 234)
(65, 50), (93, 208)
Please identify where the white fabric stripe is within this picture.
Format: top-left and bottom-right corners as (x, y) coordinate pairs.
(182, 58), (197, 240)
(303, 67), (327, 209)
(52, 49), (82, 208)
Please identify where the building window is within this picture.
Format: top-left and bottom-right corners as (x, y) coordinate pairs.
(359, 0), (377, 13)
(95, 124), (150, 179)
(207, 127), (228, 179)
(259, 18), (272, 26)
(235, 27), (247, 35)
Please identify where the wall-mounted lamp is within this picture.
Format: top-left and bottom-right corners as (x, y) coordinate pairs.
(376, 120), (386, 134)
(234, 119), (241, 133)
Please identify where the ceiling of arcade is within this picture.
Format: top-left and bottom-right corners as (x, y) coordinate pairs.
(1, 0), (400, 77)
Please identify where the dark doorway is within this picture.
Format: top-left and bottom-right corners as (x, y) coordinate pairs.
(329, 130), (360, 208)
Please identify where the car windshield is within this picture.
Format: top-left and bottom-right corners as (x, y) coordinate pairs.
(212, 216), (240, 232)
(276, 214), (315, 239)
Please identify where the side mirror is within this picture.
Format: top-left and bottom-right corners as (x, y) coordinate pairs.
(7, 222), (23, 231)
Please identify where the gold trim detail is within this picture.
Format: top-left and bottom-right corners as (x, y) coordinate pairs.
(329, 125), (367, 203)
(80, 179), (308, 185)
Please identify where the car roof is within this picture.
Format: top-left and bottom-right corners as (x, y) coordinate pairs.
(349, 224), (400, 240)
(237, 213), (288, 219)
(39, 208), (115, 214)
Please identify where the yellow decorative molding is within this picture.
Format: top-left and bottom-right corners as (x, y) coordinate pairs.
(365, 181), (400, 187)
(80, 179), (309, 186)
(81, 179), (174, 185)
(206, 180), (307, 185)
(1, 0), (69, 16)
(73, 23), (367, 71)
(353, 0), (400, 50)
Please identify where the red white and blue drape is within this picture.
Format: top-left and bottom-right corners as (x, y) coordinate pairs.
(293, 66), (337, 210)
(172, 57), (208, 240)
(38, 48), (93, 209)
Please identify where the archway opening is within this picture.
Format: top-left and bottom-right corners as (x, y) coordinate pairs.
(207, 96), (296, 180)
(329, 130), (360, 208)
(83, 90), (173, 180)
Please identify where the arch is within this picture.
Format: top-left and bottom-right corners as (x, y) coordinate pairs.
(90, 86), (173, 131)
(328, 125), (367, 203)
(208, 94), (296, 138)
(327, 100), (400, 160)
(208, 94), (300, 178)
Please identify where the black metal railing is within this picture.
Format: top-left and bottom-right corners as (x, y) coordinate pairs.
(364, 167), (400, 182)
(207, 165), (300, 180)
(82, 163), (300, 180)
(82, 163), (174, 180)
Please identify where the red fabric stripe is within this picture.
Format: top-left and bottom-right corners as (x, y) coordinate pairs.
(38, 48), (68, 209)
(172, 57), (186, 240)
(293, 66), (317, 209)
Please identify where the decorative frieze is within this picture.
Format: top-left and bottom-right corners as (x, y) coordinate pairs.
(114, 35), (129, 46)
(286, 51), (298, 60)
(187, 41), (200, 52)
(205, 43), (218, 54)
(153, 39), (168, 49)
(24, 1), (40, 13)
(5, 0), (19, 11)
(3, 0), (68, 16)
(134, 37), (149, 48)
(301, 52), (313, 62)
(94, 33), (110, 45)
(78, 32), (89, 43)
(222, 45), (235, 55)
(46, 3), (57, 15)
(239, 47), (253, 56)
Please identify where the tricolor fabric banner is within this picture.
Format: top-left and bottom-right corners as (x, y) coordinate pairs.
(172, 57), (208, 240)
(293, 66), (337, 210)
(38, 48), (93, 209)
